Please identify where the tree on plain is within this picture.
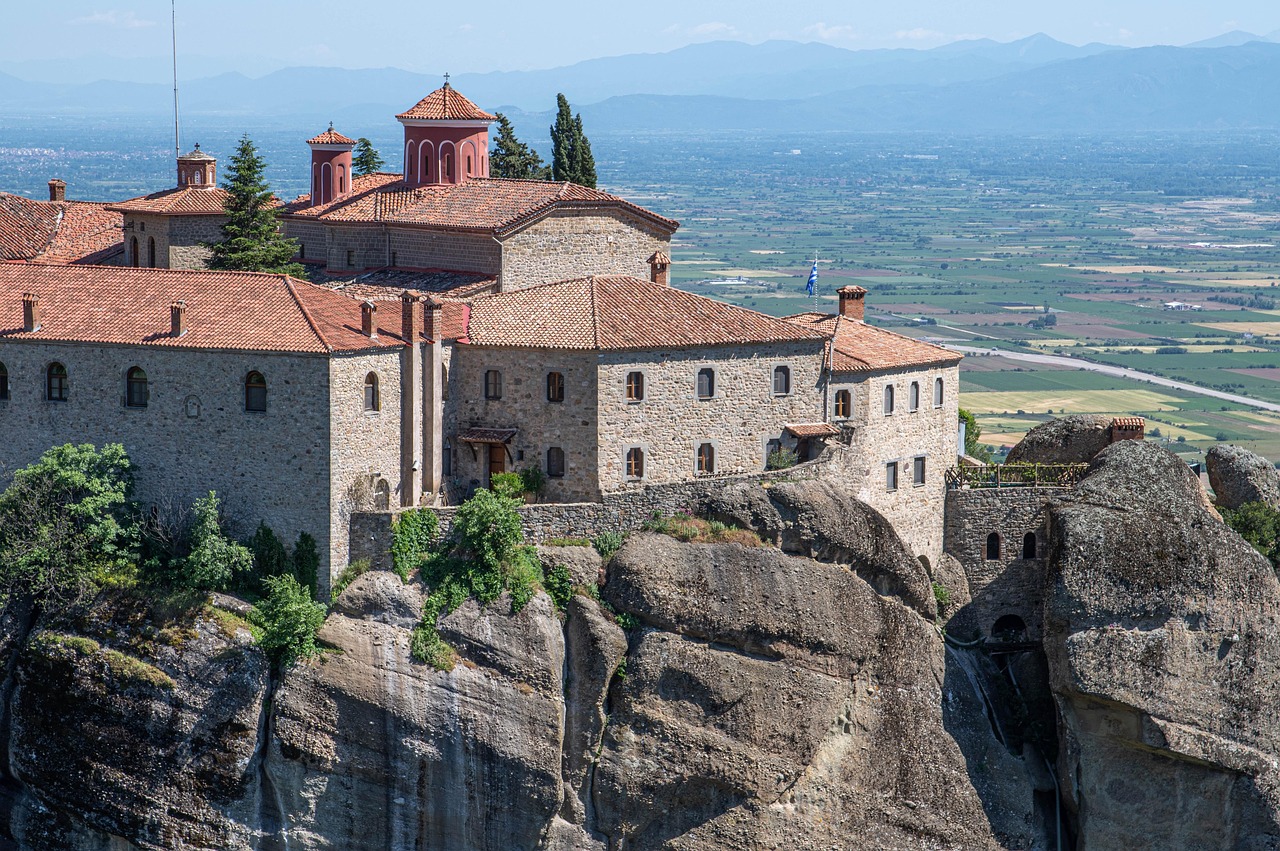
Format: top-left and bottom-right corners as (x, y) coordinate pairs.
(206, 134), (303, 276)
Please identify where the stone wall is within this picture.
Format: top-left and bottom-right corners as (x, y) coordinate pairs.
(287, 220), (328, 266)
(943, 486), (1057, 641)
(499, 210), (671, 290)
(122, 213), (222, 270)
(389, 227), (501, 276)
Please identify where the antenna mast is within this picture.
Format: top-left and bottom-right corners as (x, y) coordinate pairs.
(172, 0), (180, 159)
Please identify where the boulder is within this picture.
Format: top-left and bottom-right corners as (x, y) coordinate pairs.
(330, 569), (424, 629)
(1004, 414), (1113, 464)
(537, 544), (604, 588)
(1206, 443), (1280, 511)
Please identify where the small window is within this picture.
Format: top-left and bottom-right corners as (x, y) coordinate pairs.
(125, 366), (149, 408)
(834, 389), (851, 418)
(467, 155), (473, 175)
(364, 372), (380, 411)
(346, 249), (355, 268)
(299, 242), (306, 260)
(626, 447), (645, 479)
(147, 237), (156, 269)
(933, 377), (944, 408)
(773, 365), (791, 395)
(986, 533), (1001, 561)
(547, 371), (565, 403)
(443, 440), (453, 476)
(909, 381), (920, 412)
(626, 371), (644, 401)
(697, 442), (715, 474)
(0, 362), (8, 400)
(484, 369), (502, 400)
(913, 456), (926, 486)
(245, 371), (267, 412)
(130, 237), (139, 268)
(1023, 532), (1037, 560)
(885, 461), (898, 491)
(697, 367), (715, 399)
(547, 446), (565, 478)
(46, 363), (68, 402)
(883, 385), (894, 415)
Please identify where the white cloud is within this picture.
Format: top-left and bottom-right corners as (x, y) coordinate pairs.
(70, 10), (156, 29)
(803, 22), (858, 43)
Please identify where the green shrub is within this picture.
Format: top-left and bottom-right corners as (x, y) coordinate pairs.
(766, 447), (799, 470)
(292, 532), (320, 599)
(519, 466), (546, 495)
(545, 537), (592, 548)
(543, 562), (573, 610)
(249, 522), (290, 592)
(330, 558), (372, 604)
(592, 531), (624, 561)
(250, 574), (327, 668)
(183, 492), (252, 591)
(390, 509), (440, 582)
(932, 581), (951, 611)
(489, 472), (526, 500)
(1222, 501), (1280, 568)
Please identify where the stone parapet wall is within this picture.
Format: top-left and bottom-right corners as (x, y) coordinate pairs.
(499, 210), (670, 290)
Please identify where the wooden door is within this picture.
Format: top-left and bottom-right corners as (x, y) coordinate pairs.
(488, 444), (506, 480)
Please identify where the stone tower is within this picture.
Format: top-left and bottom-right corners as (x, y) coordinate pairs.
(307, 124), (356, 207)
(396, 79), (496, 187)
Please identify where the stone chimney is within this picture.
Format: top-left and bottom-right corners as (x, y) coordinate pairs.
(423, 297), (440, 340)
(22, 293), (39, 332)
(837, 286), (867, 322)
(170, 300), (187, 337)
(1110, 416), (1145, 443)
(362, 301), (378, 339)
(400, 291), (420, 342)
(47, 180), (66, 202)
(647, 250), (671, 286)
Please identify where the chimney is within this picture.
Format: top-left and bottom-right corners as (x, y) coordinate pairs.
(837, 286), (867, 322)
(170, 300), (187, 337)
(400, 291), (420, 342)
(22, 293), (39, 332)
(47, 180), (66, 202)
(362, 301), (378, 339)
(647, 250), (671, 286)
(423, 297), (440, 340)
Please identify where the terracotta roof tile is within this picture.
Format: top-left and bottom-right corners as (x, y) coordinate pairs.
(107, 187), (238, 216)
(785, 423), (840, 438)
(307, 126), (356, 146)
(0, 262), (404, 354)
(1112, 416), (1145, 429)
(285, 174), (678, 235)
(0, 193), (123, 264)
(396, 84), (496, 121)
(784, 312), (962, 372)
(461, 276), (827, 351)
(456, 427), (517, 444)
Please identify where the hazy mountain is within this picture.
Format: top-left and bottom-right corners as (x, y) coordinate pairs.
(1184, 30), (1274, 49)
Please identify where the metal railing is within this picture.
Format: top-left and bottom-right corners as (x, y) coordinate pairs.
(945, 463), (1088, 490)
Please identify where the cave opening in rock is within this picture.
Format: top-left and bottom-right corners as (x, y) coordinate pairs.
(992, 614), (1027, 642)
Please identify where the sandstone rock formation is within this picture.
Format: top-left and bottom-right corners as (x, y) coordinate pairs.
(1004, 414), (1113, 465)
(1205, 443), (1280, 510)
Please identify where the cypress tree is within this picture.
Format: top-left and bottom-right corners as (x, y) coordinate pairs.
(352, 138), (385, 176)
(206, 134), (303, 276)
(490, 113), (550, 180)
(550, 94), (577, 183)
(573, 114), (597, 189)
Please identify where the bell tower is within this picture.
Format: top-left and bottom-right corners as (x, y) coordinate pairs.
(307, 124), (356, 207)
(396, 77), (496, 187)
(176, 143), (217, 189)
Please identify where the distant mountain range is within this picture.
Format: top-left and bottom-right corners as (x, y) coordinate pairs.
(4, 33), (1280, 134)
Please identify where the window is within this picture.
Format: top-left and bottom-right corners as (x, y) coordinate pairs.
(547, 446), (565, 478)
(467, 155), (473, 175)
(885, 461), (898, 491)
(883, 385), (894, 415)
(547, 371), (565, 403)
(390, 251), (397, 267)
(1022, 532), (1037, 560)
(346, 249), (355, 268)
(909, 381), (920, 412)
(697, 442), (715, 474)
(364, 372), (380, 411)
(125, 366), (149, 408)
(697, 367), (715, 399)
(130, 237), (139, 268)
(0, 362), (8, 400)
(626, 371), (644, 401)
(484, 369), (502, 400)
(913, 456), (926, 486)
(986, 533), (1001, 561)
(834, 389), (851, 418)
(46, 363), (68, 401)
(773, 365), (791, 395)
(299, 243), (306, 260)
(933, 377), (944, 408)
(626, 447), (645, 479)
(443, 441), (452, 477)
(244, 371), (267, 412)
(148, 237), (156, 268)
(445, 153), (454, 181)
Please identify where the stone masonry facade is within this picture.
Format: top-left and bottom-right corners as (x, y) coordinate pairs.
(122, 214), (224, 270)
(499, 210), (671, 290)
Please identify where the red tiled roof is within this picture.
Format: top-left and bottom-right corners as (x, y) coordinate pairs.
(0, 262), (405, 354)
(396, 84), (496, 122)
(460, 275), (827, 351)
(307, 126), (356, 146)
(0, 193), (123, 264)
(785, 423), (840, 438)
(456, 427), (517, 444)
(312, 267), (497, 302)
(1112, 416), (1145, 429)
(285, 174), (678, 236)
(784, 312), (962, 372)
(107, 187), (237, 216)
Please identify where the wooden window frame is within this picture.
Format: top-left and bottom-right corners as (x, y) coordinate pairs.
(773, 365), (791, 396)
(125, 366), (149, 409)
(696, 442), (715, 474)
(696, 367), (715, 400)
(834, 389), (851, 419)
(626, 446), (645, 479)
(364, 372), (380, 412)
(547, 371), (565, 403)
(244, 371), (267, 413)
(626, 371), (644, 402)
(46, 363), (68, 402)
(885, 460), (898, 491)
(547, 446), (566, 478)
(484, 369), (503, 400)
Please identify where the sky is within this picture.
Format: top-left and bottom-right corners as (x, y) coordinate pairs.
(3, 1), (1280, 82)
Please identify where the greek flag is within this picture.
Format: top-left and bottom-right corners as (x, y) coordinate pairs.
(806, 260), (818, 297)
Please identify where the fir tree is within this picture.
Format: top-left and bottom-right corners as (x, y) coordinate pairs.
(352, 138), (385, 176)
(490, 113), (550, 180)
(549, 94), (597, 187)
(206, 134), (303, 276)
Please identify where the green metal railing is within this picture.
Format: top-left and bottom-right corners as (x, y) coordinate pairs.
(945, 463), (1088, 490)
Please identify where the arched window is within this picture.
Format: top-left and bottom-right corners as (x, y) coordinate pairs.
(547, 371), (565, 403)
(130, 237), (140, 268)
(364, 372), (380, 411)
(697, 367), (715, 399)
(883, 385), (894, 415)
(193, 169), (203, 185)
(0, 362), (8, 400)
(626, 371), (644, 401)
(444, 152), (454, 182)
(626, 447), (645, 479)
(834, 389), (851, 418)
(933, 377), (944, 408)
(547, 446), (565, 478)
(985, 533), (1001, 561)
(909, 381), (920, 412)
(484, 369), (502, 399)
(338, 164), (346, 195)
(697, 442), (715, 474)
(148, 237), (156, 268)
(245, 371), (267, 412)
(46, 363), (68, 401)
(1022, 532), (1037, 559)
(773, 365), (791, 395)
(125, 366), (148, 408)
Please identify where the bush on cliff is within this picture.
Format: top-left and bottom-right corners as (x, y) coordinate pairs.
(1222, 501), (1280, 568)
(250, 574), (327, 667)
(183, 492), (253, 591)
(390, 509), (440, 582)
